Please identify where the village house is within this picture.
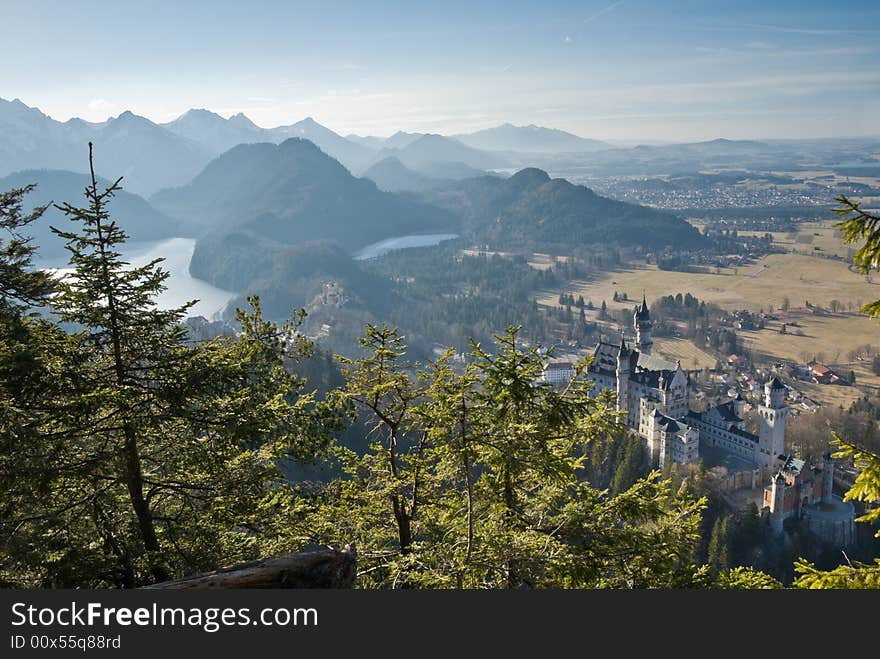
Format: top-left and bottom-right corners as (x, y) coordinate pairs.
(806, 361), (844, 385)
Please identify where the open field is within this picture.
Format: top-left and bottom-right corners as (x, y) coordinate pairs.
(537, 252), (880, 316)
(790, 380), (867, 409)
(462, 248), (572, 271)
(736, 315), (880, 365)
(736, 220), (857, 259)
(651, 337), (717, 370)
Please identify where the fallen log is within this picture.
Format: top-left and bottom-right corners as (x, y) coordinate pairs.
(146, 547), (356, 589)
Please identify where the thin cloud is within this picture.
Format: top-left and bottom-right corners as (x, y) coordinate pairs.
(584, 1), (624, 24)
(563, 35), (572, 43)
(741, 22), (880, 36)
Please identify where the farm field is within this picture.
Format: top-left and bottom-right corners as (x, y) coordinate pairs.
(736, 219), (857, 259)
(461, 249), (571, 271)
(791, 380), (867, 409)
(651, 337), (717, 370)
(537, 252), (880, 318)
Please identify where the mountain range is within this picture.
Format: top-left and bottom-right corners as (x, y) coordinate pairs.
(10, 95), (860, 197)
(454, 123), (609, 153)
(2, 97), (631, 195)
(152, 138), (456, 250)
(0, 98), (211, 196)
(422, 167), (706, 251)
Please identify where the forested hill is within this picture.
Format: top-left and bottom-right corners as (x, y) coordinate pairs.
(423, 167), (706, 251)
(189, 235), (390, 320)
(151, 138), (456, 251)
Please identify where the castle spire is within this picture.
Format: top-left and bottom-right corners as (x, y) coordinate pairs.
(634, 293), (653, 354)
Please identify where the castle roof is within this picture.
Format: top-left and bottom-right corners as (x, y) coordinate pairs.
(588, 340), (637, 376)
(635, 351), (677, 373)
(767, 376), (786, 390)
(544, 361), (574, 372)
(653, 409), (683, 433)
(687, 408), (758, 443)
(630, 367), (675, 391)
(635, 294), (651, 321)
(781, 455), (806, 477)
(714, 400), (743, 424)
(587, 340), (678, 386)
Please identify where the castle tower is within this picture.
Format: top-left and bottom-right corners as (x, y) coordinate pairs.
(769, 471), (786, 535)
(634, 294), (653, 355)
(822, 453), (835, 504)
(616, 334), (630, 415)
(617, 333), (638, 425)
(758, 377), (789, 468)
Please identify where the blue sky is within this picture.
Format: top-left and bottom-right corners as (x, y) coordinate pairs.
(1, 0), (878, 140)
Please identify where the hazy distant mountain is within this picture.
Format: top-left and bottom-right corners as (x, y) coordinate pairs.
(162, 109), (266, 155)
(0, 98), (213, 196)
(268, 117), (374, 171)
(370, 134), (509, 174)
(383, 131), (425, 150)
(1, 169), (179, 261)
(346, 134), (386, 149)
(361, 156), (496, 192)
(163, 109), (374, 170)
(91, 111), (212, 194)
(424, 167), (705, 251)
(455, 123), (609, 153)
(152, 138), (455, 250)
(632, 138), (772, 156)
(415, 160), (490, 181)
(361, 157), (434, 192)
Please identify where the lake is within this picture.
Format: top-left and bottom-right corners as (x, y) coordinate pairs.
(44, 237), (239, 320)
(43, 233), (461, 317)
(354, 233), (459, 260)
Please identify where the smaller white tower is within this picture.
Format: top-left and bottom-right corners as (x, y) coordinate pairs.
(769, 471), (786, 535)
(616, 334), (631, 416)
(758, 377), (789, 468)
(822, 453), (835, 504)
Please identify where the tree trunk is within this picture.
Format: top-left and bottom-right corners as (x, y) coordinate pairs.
(146, 548), (356, 589)
(391, 494), (413, 553)
(123, 426), (168, 583)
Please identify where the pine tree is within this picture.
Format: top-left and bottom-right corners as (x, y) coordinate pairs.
(0, 185), (75, 587)
(610, 438), (644, 495)
(308, 326), (708, 588)
(1, 146), (333, 587)
(707, 517), (730, 573)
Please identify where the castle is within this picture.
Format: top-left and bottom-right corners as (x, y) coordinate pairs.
(765, 453), (856, 546)
(585, 295), (788, 471)
(542, 294), (855, 545)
